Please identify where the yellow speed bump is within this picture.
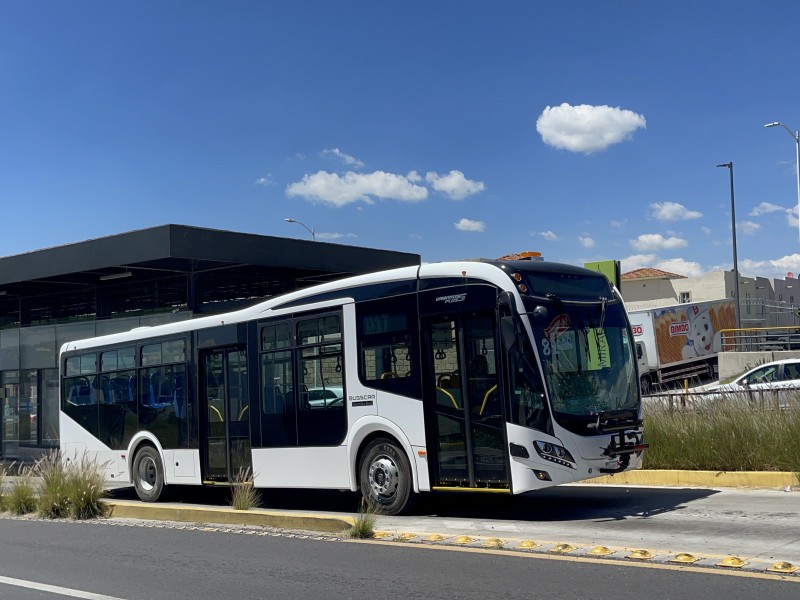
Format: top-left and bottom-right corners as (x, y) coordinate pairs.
(453, 536), (473, 544)
(517, 540), (538, 549)
(484, 538), (504, 549)
(372, 531), (391, 539)
(670, 553), (700, 564)
(717, 556), (748, 568)
(627, 549), (654, 560)
(396, 533), (417, 541)
(589, 546), (614, 556)
(425, 534), (445, 542)
(550, 543), (576, 554)
(767, 561), (799, 574)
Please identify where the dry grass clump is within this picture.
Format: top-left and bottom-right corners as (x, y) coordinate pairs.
(65, 454), (108, 519)
(350, 499), (381, 539)
(3, 453), (108, 519)
(7, 464), (37, 515)
(230, 468), (261, 510)
(35, 451), (71, 518)
(644, 402), (800, 473)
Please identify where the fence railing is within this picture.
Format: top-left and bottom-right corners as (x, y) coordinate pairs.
(643, 388), (800, 412)
(719, 326), (800, 352)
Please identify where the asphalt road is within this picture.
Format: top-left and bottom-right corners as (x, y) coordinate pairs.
(109, 482), (800, 568)
(0, 517), (796, 600)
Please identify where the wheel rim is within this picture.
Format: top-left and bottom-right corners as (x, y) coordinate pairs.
(136, 456), (157, 492)
(368, 454), (399, 499)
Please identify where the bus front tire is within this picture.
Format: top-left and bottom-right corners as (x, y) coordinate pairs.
(359, 438), (413, 516)
(132, 445), (165, 502)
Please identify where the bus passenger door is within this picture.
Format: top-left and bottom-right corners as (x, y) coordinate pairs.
(200, 347), (252, 482)
(424, 312), (508, 489)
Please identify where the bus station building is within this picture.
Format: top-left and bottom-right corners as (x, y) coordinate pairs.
(0, 225), (420, 461)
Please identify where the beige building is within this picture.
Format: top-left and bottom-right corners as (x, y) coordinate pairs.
(620, 268), (797, 329)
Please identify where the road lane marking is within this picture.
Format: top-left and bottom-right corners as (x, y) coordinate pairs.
(0, 575), (127, 600)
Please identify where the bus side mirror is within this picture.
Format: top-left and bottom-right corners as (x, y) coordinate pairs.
(501, 316), (517, 352)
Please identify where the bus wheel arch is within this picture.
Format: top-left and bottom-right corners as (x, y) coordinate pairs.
(131, 443), (166, 502)
(357, 434), (416, 516)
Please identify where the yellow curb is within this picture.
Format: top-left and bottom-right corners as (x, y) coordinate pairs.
(580, 470), (798, 489)
(104, 500), (355, 533)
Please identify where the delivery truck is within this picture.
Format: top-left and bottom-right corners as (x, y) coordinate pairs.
(627, 299), (737, 394)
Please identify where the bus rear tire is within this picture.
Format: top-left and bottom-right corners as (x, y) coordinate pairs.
(359, 438), (414, 516)
(132, 445), (165, 502)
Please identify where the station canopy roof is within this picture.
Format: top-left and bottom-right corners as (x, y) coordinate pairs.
(0, 224), (421, 300)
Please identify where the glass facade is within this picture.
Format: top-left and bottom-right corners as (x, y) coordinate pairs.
(0, 306), (193, 461)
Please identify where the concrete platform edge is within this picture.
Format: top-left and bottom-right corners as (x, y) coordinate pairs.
(580, 469), (799, 488)
(104, 500), (355, 533)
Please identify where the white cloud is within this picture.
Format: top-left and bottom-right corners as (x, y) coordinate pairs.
(426, 170), (486, 200)
(768, 254), (800, 274)
(620, 254), (657, 272)
(701, 226), (711, 235)
(786, 205), (799, 228)
(286, 170), (428, 207)
(620, 254), (703, 277)
(536, 103), (646, 154)
(739, 220), (761, 235)
(650, 201), (702, 221)
(316, 232), (357, 240)
(629, 233), (688, 251)
(578, 236), (595, 248)
(540, 230), (559, 241)
(750, 202), (784, 216)
(321, 148), (364, 168)
(739, 255), (800, 279)
(407, 170), (422, 183)
(654, 258), (704, 278)
(454, 218), (486, 232)
(255, 175), (274, 186)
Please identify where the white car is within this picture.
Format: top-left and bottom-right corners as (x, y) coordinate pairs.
(700, 359), (800, 408)
(306, 386), (344, 408)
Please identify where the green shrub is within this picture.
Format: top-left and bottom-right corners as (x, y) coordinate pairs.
(66, 455), (108, 519)
(230, 468), (260, 510)
(35, 451), (71, 519)
(7, 466), (37, 515)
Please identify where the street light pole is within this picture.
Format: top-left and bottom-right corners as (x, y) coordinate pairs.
(717, 162), (742, 330)
(284, 218), (316, 241)
(764, 121), (800, 243)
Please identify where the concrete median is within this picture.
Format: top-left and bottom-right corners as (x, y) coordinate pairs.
(580, 469), (798, 489)
(104, 499), (356, 533)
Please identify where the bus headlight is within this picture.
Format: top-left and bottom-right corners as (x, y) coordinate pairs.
(533, 440), (576, 468)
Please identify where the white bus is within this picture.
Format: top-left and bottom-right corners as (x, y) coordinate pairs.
(59, 260), (645, 515)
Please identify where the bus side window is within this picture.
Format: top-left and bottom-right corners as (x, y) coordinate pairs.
(356, 295), (421, 398)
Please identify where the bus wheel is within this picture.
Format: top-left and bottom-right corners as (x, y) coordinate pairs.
(132, 446), (165, 502)
(359, 438), (413, 516)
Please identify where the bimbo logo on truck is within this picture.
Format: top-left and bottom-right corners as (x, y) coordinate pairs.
(669, 321), (689, 336)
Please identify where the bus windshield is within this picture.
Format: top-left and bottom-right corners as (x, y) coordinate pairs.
(523, 297), (639, 433)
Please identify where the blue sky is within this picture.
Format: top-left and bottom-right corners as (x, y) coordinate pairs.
(3, 1), (800, 280)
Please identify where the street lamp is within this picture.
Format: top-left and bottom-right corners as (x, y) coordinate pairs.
(717, 162), (742, 330)
(284, 218), (316, 241)
(764, 121), (800, 243)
